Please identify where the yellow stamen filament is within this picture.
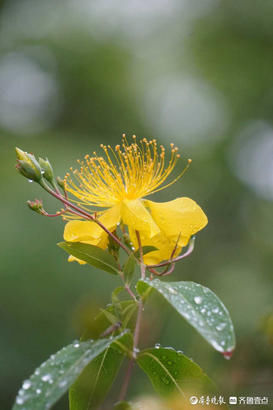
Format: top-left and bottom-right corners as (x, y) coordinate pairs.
(64, 136), (188, 211)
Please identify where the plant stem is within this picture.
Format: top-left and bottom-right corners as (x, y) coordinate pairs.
(118, 359), (134, 402)
(133, 300), (143, 357)
(136, 230), (146, 279)
(147, 236), (195, 268)
(124, 284), (137, 302)
(118, 298), (143, 402)
(118, 235), (145, 402)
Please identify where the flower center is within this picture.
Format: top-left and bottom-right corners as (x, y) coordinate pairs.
(64, 135), (186, 210)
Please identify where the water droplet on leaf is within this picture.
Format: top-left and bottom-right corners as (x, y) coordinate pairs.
(22, 380), (31, 390)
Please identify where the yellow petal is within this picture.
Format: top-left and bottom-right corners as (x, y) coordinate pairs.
(99, 204), (121, 231)
(146, 197), (208, 247)
(64, 205), (121, 264)
(64, 205), (121, 242)
(64, 220), (103, 242)
(121, 199), (160, 239)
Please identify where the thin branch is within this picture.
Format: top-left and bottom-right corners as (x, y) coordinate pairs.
(124, 284), (137, 302)
(147, 236), (195, 269)
(118, 359), (134, 402)
(136, 230), (145, 279)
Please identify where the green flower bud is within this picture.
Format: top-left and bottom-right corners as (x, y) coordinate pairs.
(27, 199), (44, 214)
(16, 160), (41, 182)
(15, 148), (42, 182)
(39, 157), (54, 182)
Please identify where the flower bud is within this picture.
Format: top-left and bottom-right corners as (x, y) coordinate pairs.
(39, 157), (54, 182)
(15, 148), (42, 182)
(16, 160), (41, 182)
(27, 199), (44, 214)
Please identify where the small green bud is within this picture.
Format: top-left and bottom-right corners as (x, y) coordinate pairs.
(27, 199), (44, 214)
(39, 157), (54, 182)
(15, 147), (42, 182)
(16, 160), (41, 182)
(56, 176), (65, 190)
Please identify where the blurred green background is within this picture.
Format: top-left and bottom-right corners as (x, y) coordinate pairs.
(1, 0), (273, 408)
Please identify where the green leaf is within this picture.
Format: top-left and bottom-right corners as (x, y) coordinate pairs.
(135, 246), (158, 259)
(69, 332), (133, 410)
(58, 242), (120, 275)
(123, 246), (158, 284)
(12, 332), (130, 410)
(123, 254), (136, 284)
(114, 401), (133, 409)
(137, 347), (215, 398)
(137, 279), (236, 354)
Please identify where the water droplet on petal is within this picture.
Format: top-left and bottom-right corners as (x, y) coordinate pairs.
(194, 296), (202, 304)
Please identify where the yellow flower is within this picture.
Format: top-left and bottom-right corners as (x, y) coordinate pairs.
(63, 135), (208, 264)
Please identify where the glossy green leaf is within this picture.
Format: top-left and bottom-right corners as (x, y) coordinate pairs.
(137, 279), (235, 354)
(69, 332), (133, 410)
(137, 347), (215, 398)
(58, 242), (120, 275)
(12, 332), (130, 410)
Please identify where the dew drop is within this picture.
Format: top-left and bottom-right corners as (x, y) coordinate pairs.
(216, 323), (227, 331)
(28, 179), (33, 183)
(73, 342), (80, 348)
(42, 374), (51, 382)
(16, 397), (24, 405)
(36, 389), (42, 395)
(154, 343), (161, 349)
(194, 296), (202, 304)
(22, 380), (31, 390)
(168, 287), (177, 295)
